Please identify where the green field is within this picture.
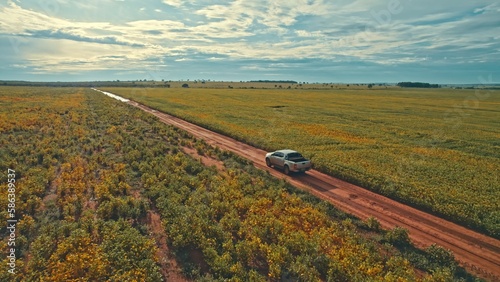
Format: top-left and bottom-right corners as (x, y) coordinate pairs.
(105, 86), (500, 238)
(1, 86), (477, 280)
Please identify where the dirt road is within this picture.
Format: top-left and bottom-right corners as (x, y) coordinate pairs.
(123, 99), (500, 281)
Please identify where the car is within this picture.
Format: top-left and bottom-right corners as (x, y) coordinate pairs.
(265, 149), (312, 174)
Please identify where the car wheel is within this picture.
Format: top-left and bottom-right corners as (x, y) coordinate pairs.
(266, 158), (272, 167)
(284, 165), (290, 175)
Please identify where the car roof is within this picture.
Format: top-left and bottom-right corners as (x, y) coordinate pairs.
(275, 149), (298, 154)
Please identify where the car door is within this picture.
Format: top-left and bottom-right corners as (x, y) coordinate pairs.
(269, 152), (278, 166)
(271, 152), (285, 167)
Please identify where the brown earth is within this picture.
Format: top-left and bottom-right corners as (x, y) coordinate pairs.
(131, 185), (188, 281)
(123, 99), (500, 281)
(181, 145), (225, 171)
(146, 210), (188, 282)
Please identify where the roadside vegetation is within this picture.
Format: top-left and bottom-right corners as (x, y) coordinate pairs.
(105, 87), (500, 239)
(0, 86), (478, 280)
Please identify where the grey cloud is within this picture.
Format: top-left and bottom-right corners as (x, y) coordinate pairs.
(23, 29), (145, 47)
(143, 30), (163, 35)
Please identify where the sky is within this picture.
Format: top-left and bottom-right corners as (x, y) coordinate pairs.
(0, 0), (499, 84)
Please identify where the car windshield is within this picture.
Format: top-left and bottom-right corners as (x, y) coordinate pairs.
(288, 153), (303, 159)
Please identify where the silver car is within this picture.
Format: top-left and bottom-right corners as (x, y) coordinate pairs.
(265, 149), (312, 174)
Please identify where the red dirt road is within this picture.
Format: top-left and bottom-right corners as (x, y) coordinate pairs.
(123, 99), (500, 281)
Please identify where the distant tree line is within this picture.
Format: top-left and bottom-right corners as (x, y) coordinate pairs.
(249, 80), (298, 84)
(397, 82), (440, 88)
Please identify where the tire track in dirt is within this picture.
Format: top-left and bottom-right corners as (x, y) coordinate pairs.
(101, 93), (500, 281)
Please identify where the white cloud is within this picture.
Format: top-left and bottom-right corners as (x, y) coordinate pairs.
(162, 0), (182, 8)
(197, 0), (333, 29)
(19, 37), (163, 73)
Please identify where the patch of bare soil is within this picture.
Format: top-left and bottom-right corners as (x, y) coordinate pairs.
(147, 210), (189, 282)
(127, 188), (188, 281)
(181, 145), (225, 171)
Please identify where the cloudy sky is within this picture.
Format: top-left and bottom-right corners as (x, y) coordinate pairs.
(0, 0), (499, 83)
